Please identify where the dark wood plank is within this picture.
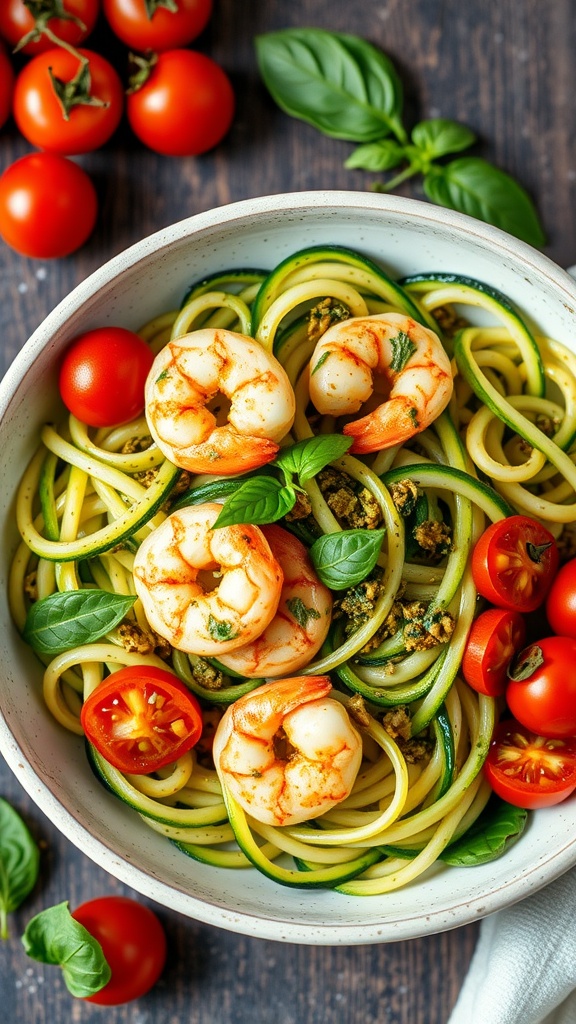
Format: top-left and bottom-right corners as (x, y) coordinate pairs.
(1, 0), (574, 1020)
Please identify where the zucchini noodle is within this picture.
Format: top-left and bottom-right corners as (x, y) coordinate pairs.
(10, 244), (574, 894)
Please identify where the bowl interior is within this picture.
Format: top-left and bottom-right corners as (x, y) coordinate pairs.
(2, 191), (576, 944)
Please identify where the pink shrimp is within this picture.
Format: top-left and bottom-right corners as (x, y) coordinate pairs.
(308, 312), (453, 453)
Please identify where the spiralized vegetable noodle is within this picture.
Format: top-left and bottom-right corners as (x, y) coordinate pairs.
(10, 245), (575, 894)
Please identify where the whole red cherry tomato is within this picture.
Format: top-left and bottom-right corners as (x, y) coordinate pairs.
(71, 896), (167, 1005)
(103, 0), (212, 51)
(0, 152), (97, 258)
(81, 666), (203, 773)
(484, 718), (576, 809)
(545, 557), (576, 638)
(506, 635), (576, 738)
(59, 327), (154, 427)
(462, 607), (526, 697)
(0, 42), (14, 131)
(13, 47), (124, 155)
(126, 49), (235, 156)
(471, 515), (559, 613)
(0, 0), (99, 55)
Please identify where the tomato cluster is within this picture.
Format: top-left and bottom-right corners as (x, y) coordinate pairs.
(0, 0), (235, 258)
(463, 514), (576, 810)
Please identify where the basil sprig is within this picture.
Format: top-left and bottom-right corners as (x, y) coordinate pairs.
(213, 434), (353, 529)
(310, 529), (385, 590)
(22, 902), (111, 998)
(22, 589), (136, 655)
(441, 797), (528, 866)
(256, 28), (545, 247)
(0, 799), (40, 940)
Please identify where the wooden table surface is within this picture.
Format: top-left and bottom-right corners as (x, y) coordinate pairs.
(1, 1), (574, 1021)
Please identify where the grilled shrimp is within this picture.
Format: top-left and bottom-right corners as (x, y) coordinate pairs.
(133, 502), (283, 656)
(308, 312), (453, 453)
(145, 328), (296, 474)
(216, 524), (332, 678)
(213, 676), (363, 826)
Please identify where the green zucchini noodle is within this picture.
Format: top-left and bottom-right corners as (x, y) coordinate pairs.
(10, 246), (576, 893)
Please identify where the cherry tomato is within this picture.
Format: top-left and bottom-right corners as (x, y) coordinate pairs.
(81, 666), (203, 774)
(59, 327), (154, 427)
(0, 152), (97, 258)
(462, 607), (526, 696)
(0, 42), (14, 131)
(126, 49), (235, 156)
(103, 0), (212, 51)
(71, 896), (167, 1005)
(471, 515), (559, 613)
(506, 635), (576, 738)
(13, 47), (124, 155)
(483, 718), (576, 809)
(545, 557), (576, 638)
(0, 0), (99, 55)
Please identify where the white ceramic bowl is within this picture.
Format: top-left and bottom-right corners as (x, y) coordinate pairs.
(2, 191), (576, 945)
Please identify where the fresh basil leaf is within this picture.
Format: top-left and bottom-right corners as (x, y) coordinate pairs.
(310, 529), (385, 590)
(22, 902), (111, 998)
(423, 157), (546, 247)
(0, 799), (40, 940)
(274, 434), (353, 484)
(345, 139), (407, 172)
(255, 29), (404, 142)
(441, 797), (528, 866)
(212, 477), (296, 528)
(22, 590), (136, 655)
(411, 118), (475, 159)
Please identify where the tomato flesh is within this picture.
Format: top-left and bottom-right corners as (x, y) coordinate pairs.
(72, 896), (167, 1005)
(81, 666), (203, 773)
(546, 557), (576, 638)
(462, 607), (526, 696)
(484, 719), (576, 809)
(471, 515), (558, 613)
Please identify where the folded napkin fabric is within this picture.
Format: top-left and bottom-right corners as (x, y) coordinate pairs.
(447, 868), (576, 1024)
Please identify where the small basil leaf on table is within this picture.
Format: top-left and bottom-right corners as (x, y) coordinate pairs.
(0, 798), (40, 940)
(212, 476), (296, 528)
(423, 158), (547, 247)
(22, 901), (111, 998)
(310, 529), (385, 589)
(274, 434), (353, 483)
(411, 118), (476, 159)
(255, 28), (405, 142)
(345, 139), (407, 172)
(22, 589), (136, 655)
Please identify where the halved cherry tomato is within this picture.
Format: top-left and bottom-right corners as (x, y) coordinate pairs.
(545, 557), (576, 638)
(71, 896), (167, 1005)
(59, 327), (154, 428)
(484, 718), (576, 809)
(13, 47), (124, 155)
(0, 0), (99, 55)
(506, 635), (576, 738)
(103, 0), (212, 52)
(471, 515), (559, 613)
(462, 607), (526, 696)
(81, 666), (203, 774)
(0, 152), (97, 258)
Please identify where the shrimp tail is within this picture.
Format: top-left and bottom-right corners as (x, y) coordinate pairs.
(173, 424), (279, 475)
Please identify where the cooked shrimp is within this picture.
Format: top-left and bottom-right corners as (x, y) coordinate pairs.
(213, 676), (363, 826)
(133, 502), (283, 656)
(145, 328), (296, 475)
(308, 312), (453, 453)
(216, 524), (332, 678)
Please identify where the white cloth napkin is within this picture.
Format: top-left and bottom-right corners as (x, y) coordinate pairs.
(447, 867), (576, 1024)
